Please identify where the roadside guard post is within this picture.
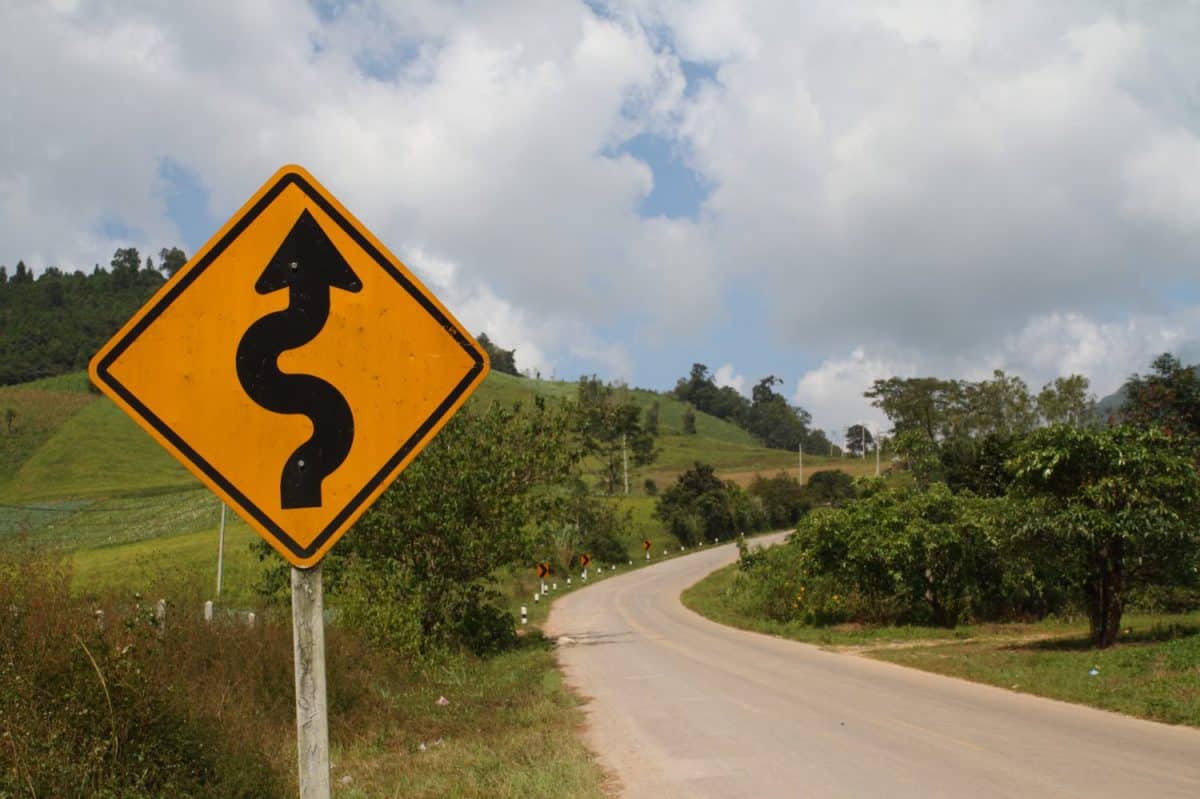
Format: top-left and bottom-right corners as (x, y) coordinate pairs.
(89, 165), (489, 799)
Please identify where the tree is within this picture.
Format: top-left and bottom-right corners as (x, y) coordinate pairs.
(476, 332), (520, 377)
(1037, 375), (1096, 427)
(158, 247), (187, 277)
(574, 376), (657, 494)
(803, 470), (856, 506)
(865, 377), (960, 442)
(744, 376), (812, 450)
(747, 472), (809, 528)
(644, 401), (659, 435)
(1009, 425), (1200, 648)
(682, 405), (697, 434)
(656, 462), (762, 544)
(277, 401), (582, 656)
(673, 363), (749, 423)
(966, 370), (1037, 438)
(844, 424), (873, 456)
(1121, 353), (1200, 447)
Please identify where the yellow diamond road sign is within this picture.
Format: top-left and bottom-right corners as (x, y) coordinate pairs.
(89, 165), (489, 568)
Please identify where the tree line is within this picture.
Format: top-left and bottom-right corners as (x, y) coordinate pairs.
(672, 362), (836, 454)
(729, 353), (1200, 649)
(0, 247), (185, 386)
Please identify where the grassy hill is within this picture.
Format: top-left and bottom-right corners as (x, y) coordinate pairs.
(0, 370), (876, 600)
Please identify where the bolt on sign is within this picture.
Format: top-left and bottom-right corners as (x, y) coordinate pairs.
(89, 165), (490, 569)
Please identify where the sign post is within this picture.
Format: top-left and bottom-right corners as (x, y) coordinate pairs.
(89, 165), (489, 799)
(291, 565), (329, 799)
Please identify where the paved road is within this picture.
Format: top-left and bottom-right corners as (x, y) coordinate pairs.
(546, 534), (1200, 798)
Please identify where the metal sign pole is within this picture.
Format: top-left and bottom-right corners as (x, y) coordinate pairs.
(291, 565), (330, 799)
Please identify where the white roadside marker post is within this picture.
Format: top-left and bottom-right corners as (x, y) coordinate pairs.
(521, 606), (528, 625)
(204, 600), (213, 624)
(291, 565), (330, 799)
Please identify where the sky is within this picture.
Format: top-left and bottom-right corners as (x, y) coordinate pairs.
(3, 0), (1200, 444)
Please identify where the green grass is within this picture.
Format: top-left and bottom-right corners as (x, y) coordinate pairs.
(0, 398), (195, 502)
(0, 382), (95, 485)
(872, 619), (1200, 726)
(333, 638), (606, 798)
(684, 562), (1200, 726)
(70, 515), (270, 608)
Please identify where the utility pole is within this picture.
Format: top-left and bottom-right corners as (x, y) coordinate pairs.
(875, 432), (881, 477)
(216, 502), (227, 596)
(622, 432), (629, 495)
(798, 441), (803, 484)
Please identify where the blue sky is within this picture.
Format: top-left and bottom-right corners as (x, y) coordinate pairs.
(4, 1), (1200, 440)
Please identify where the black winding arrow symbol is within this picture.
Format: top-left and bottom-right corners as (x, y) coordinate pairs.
(236, 209), (362, 509)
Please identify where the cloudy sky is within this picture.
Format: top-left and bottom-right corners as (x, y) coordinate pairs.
(4, 0), (1199, 441)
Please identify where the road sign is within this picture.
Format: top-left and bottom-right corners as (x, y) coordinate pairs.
(642, 539), (652, 551)
(580, 554), (591, 568)
(89, 165), (489, 568)
(537, 562), (550, 579)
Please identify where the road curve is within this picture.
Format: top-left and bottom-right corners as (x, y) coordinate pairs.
(546, 535), (1200, 798)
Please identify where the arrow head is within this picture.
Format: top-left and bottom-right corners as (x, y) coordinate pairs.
(256, 209), (362, 295)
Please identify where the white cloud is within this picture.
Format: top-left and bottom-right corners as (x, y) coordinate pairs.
(712, 363), (746, 395)
(793, 348), (905, 440)
(3, 1), (1200, 401)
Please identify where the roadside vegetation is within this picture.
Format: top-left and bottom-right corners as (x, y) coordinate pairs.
(683, 354), (1200, 725)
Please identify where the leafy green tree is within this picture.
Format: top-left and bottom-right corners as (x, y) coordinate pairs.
(844, 424), (873, 456)
(655, 462), (762, 545)
(476, 332), (520, 376)
(965, 370), (1037, 438)
(644, 400), (660, 435)
(575, 376), (657, 494)
(681, 405), (697, 435)
(1009, 425), (1200, 648)
(298, 401), (583, 656)
(673, 363), (749, 423)
(1121, 353), (1200, 447)
(747, 472), (809, 528)
(158, 247), (187, 277)
(803, 470), (856, 506)
(865, 377), (960, 442)
(1037, 375), (1096, 426)
(745, 376), (811, 450)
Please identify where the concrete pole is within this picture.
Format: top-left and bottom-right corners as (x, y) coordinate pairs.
(798, 442), (803, 484)
(622, 433), (629, 495)
(875, 433), (881, 477)
(291, 565), (330, 799)
(216, 503), (227, 596)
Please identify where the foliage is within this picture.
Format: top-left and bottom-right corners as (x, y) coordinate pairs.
(737, 486), (1026, 628)
(747, 471), (809, 528)
(573, 376), (658, 494)
(844, 424), (874, 456)
(0, 555), (286, 797)
(0, 248), (179, 386)
(655, 462), (765, 545)
(476, 332), (520, 377)
(260, 401), (582, 657)
(672, 364), (829, 453)
(681, 405), (696, 434)
(1008, 424), (1200, 647)
(1120, 353), (1200, 447)
(803, 469), (856, 506)
(1037, 375), (1096, 426)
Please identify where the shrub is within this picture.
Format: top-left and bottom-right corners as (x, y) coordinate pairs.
(747, 472), (809, 528)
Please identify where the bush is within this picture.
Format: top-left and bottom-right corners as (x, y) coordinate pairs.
(735, 486), (1060, 628)
(803, 470), (856, 506)
(747, 472), (809, 528)
(655, 463), (768, 545)
(0, 555), (287, 798)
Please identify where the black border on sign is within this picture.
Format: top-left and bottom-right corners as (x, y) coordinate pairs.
(93, 172), (486, 561)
